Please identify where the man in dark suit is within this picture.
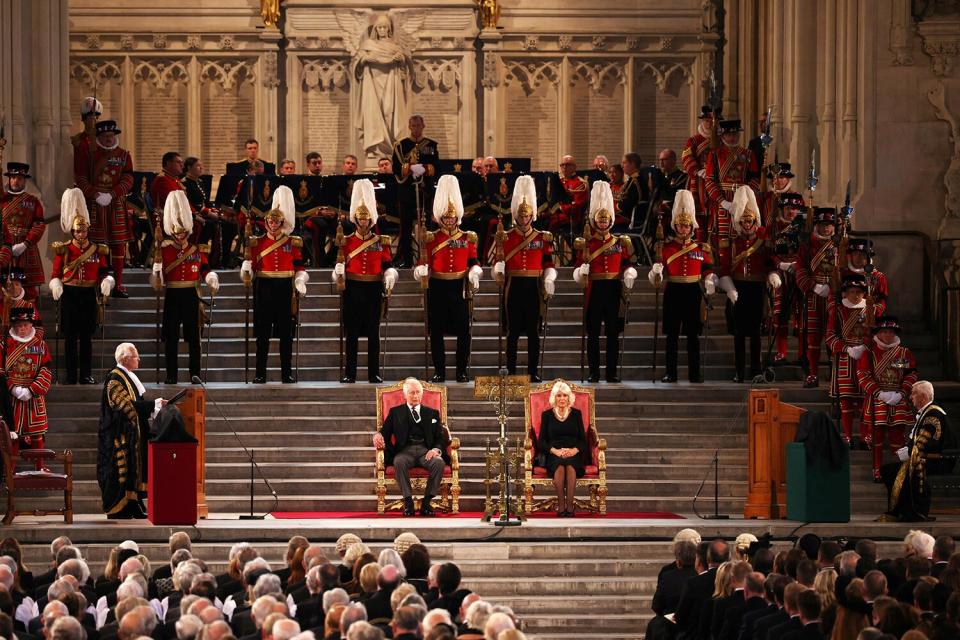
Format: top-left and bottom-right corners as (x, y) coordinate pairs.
(372, 377), (448, 517)
(226, 139), (276, 176)
(652, 540), (697, 616)
(932, 536), (954, 578)
(719, 571), (766, 640)
(782, 590), (824, 640)
(766, 583), (805, 640)
(740, 574), (789, 640)
(362, 565), (400, 623)
(710, 562), (750, 640)
(674, 538), (728, 639)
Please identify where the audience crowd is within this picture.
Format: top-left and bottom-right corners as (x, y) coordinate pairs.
(648, 528), (960, 640)
(0, 532), (528, 640)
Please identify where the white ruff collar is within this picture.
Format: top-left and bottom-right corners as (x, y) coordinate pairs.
(8, 327), (36, 343)
(842, 298), (866, 309)
(97, 140), (119, 151)
(874, 335), (901, 350)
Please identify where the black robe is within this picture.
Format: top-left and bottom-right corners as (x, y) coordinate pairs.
(96, 367), (154, 515)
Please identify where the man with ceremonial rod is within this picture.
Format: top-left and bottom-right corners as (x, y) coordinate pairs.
(573, 181), (637, 383)
(768, 191), (805, 363)
(682, 105), (720, 231)
(241, 186), (308, 384)
(795, 207), (839, 388)
(49, 188), (115, 385)
(647, 189), (716, 383)
(493, 175), (557, 383)
(334, 179), (398, 384)
(392, 115), (439, 268)
(151, 191), (220, 385)
(413, 174), (483, 383)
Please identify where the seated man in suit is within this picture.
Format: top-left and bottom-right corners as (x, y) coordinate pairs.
(372, 377), (448, 517)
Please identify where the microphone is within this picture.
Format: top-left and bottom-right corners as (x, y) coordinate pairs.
(191, 376), (279, 518)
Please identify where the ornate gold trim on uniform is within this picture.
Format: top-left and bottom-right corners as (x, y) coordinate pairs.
(431, 271), (467, 280)
(667, 275), (702, 283)
(165, 281), (201, 289)
(345, 273), (381, 282)
(506, 270), (542, 278)
(257, 270), (295, 278)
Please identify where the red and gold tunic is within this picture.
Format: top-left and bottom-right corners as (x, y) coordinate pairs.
(576, 234), (633, 305)
(1, 329), (52, 436)
(160, 240), (210, 288)
(502, 228), (554, 277)
(343, 232), (393, 280)
(149, 172), (185, 225)
(722, 231), (773, 282)
(51, 240), (110, 287)
(795, 235), (838, 334)
(681, 132), (712, 212)
(825, 300), (874, 398)
(0, 190), (46, 287)
(842, 266), (889, 316)
(555, 176), (589, 229)
(660, 238), (714, 284)
(248, 234), (305, 277)
(856, 341), (918, 430)
(770, 217), (802, 327)
(426, 229), (478, 278)
(703, 145), (760, 251)
(74, 143), (134, 244)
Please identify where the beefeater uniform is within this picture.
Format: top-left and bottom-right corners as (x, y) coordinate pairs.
(681, 106), (718, 232)
(73, 121), (134, 292)
(0, 164), (46, 298)
(2, 309), (52, 469)
(769, 192), (805, 362)
(841, 238), (889, 316)
(703, 122), (760, 266)
(794, 211), (839, 383)
(856, 318), (918, 479)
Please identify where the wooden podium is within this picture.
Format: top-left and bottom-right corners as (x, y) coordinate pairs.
(179, 388), (208, 518)
(744, 389), (805, 519)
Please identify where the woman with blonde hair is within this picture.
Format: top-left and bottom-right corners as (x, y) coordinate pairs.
(537, 380), (590, 517)
(712, 561), (734, 598)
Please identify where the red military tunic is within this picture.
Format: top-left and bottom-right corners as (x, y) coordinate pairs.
(661, 238), (714, 283)
(842, 265), (889, 316)
(795, 235), (838, 334)
(149, 172), (185, 224)
(703, 145), (760, 257)
(503, 228), (554, 276)
(51, 240), (110, 286)
(160, 240), (210, 287)
(249, 234), (305, 277)
(426, 229), (478, 277)
(555, 176), (589, 230)
(0, 190), (46, 288)
(577, 233), (633, 305)
(722, 231), (773, 282)
(343, 232), (393, 279)
(681, 132), (712, 214)
(857, 340), (918, 471)
(825, 300), (874, 399)
(74, 143), (134, 244)
(2, 329), (52, 437)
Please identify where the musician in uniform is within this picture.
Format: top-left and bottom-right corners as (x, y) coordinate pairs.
(681, 106), (719, 232)
(556, 155), (590, 234)
(648, 189), (716, 383)
(825, 274), (876, 447)
(759, 163), (795, 226)
(226, 138), (276, 176)
(333, 179), (398, 384)
(843, 239), (889, 315)
(2, 307), (52, 470)
(770, 192), (805, 363)
(49, 189), (115, 385)
(856, 316), (918, 481)
(493, 175), (557, 383)
(618, 152), (648, 234)
(241, 186), (308, 384)
(0, 162), (46, 299)
(794, 207), (839, 388)
(413, 175), (483, 383)
(573, 181), (638, 383)
(703, 119), (760, 269)
(73, 120), (134, 297)
(391, 115), (439, 268)
(652, 149), (688, 205)
(718, 186), (776, 383)
(149, 152), (185, 214)
(152, 191), (220, 385)
(184, 157), (238, 269)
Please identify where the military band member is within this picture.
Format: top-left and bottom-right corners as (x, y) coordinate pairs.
(648, 189), (716, 383)
(618, 152), (647, 233)
(149, 152), (186, 216)
(184, 157), (238, 269)
(770, 192), (805, 363)
(843, 238), (889, 315)
(226, 138), (276, 176)
(681, 106), (719, 229)
(573, 181), (637, 383)
(73, 120), (134, 297)
(241, 186), (308, 384)
(2, 268), (42, 334)
(652, 148), (688, 206)
(1, 307), (52, 470)
(0, 162), (46, 299)
(718, 186), (776, 383)
(856, 316), (918, 480)
(794, 207), (839, 387)
(826, 274), (875, 447)
(556, 155), (590, 234)
(703, 119), (760, 268)
(152, 191), (220, 385)
(413, 175), (482, 383)
(759, 162), (795, 226)
(493, 176), (557, 382)
(392, 115), (439, 268)
(333, 179), (399, 384)
(49, 189), (115, 385)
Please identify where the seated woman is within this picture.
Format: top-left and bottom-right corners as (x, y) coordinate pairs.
(538, 380), (590, 517)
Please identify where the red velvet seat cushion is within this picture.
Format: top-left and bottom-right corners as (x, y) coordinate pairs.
(385, 466), (452, 479)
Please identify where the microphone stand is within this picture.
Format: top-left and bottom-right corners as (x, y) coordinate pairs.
(191, 376), (278, 519)
(700, 448), (729, 520)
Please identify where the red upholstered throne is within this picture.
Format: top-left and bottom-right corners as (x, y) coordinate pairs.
(523, 379), (607, 514)
(375, 380), (460, 514)
(0, 421), (73, 524)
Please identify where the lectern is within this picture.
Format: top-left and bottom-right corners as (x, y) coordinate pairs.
(744, 389), (805, 519)
(179, 388), (207, 518)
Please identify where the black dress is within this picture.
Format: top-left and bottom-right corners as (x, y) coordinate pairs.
(538, 407), (590, 478)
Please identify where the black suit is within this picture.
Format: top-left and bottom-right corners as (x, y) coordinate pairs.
(738, 602), (776, 640)
(652, 565), (696, 615)
(751, 608), (788, 640)
(719, 595), (765, 640)
(226, 160), (276, 176)
(674, 567), (716, 639)
(782, 621), (824, 640)
(379, 402), (447, 499)
(710, 590), (745, 640)
(932, 561), (948, 578)
(767, 615), (802, 640)
(363, 587), (395, 622)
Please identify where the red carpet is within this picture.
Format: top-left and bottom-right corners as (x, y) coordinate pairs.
(270, 510), (683, 519)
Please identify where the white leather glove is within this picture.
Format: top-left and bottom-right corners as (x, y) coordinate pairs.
(240, 260), (253, 282)
(11, 243), (26, 257)
(384, 267), (398, 291)
(334, 262), (345, 277)
(767, 272), (782, 289)
(718, 275), (737, 302)
(543, 267), (558, 297)
(896, 446), (910, 462)
(779, 261), (795, 273)
(100, 275), (115, 297)
(413, 264), (430, 280)
(150, 262), (163, 288)
(705, 273), (718, 296)
(493, 261), (506, 279)
(650, 263), (664, 277)
(813, 283), (830, 298)
(410, 163), (426, 178)
(8, 431), (16, 441)
(152, 262), (163, 276)
(573, 264), (589, 286)
(622, 266), (638, 290)
(468, 265), (482, 292)
(580, 263), (591, 277)
(14, 386), (32, 401)
(205, 271), (220, 295)
(697, 169), (706, 179)
(720, 200), (733, 212)
(49, 278), (63, 301)
(294, 271), (309, 297)
(846, 345), (867, 360)
(95, 192), (113, 207)
(885, 391), (903, 406)
(727, 288), (739, 304)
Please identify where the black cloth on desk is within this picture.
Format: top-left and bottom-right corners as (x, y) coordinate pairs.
(795, 410), (847, 471)
(537, 407), (590, 477)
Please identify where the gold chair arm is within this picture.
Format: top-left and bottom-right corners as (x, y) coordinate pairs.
(449, 438), (460, 472)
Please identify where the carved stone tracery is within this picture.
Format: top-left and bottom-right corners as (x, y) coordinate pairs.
(503, 59), (560, 94)
(637, 60), (694, 91)
(200, 59), (256, 90)
(570, 61), (625, 91)
(300, 58), (349, 90)
(413, 58), (460, 91)
(132, 59), (189, 89)
(70, 59), (124, 91)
